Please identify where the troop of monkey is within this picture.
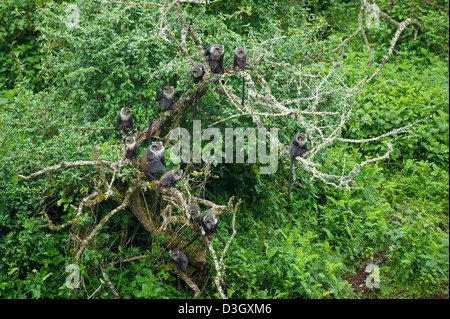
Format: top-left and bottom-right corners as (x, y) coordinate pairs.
(114, 44), (308, 298)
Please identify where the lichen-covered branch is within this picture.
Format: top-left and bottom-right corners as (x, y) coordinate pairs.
(75, 186), (134, 262)
(18, 160), (119, 181)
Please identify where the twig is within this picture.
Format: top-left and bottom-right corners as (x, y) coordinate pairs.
(102, 272), (120, 299)
(75, 187), (134, 262)
(219, 198), (240, 265)
(41, 191), (99, 231)
(18, 160), (119, 181)
(336, 117), (428, 143)
(180, 272), (201, 298)
(69, 127), (117, 131)
(358, 5), (374, 66)
(98, 0), (163, 6)
(207, 240), (227, 299)
(420, 0), (449, 13)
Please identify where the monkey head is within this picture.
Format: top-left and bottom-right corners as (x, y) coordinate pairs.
(295, 133), (307, 147)
(169, 249), (181, 261)
(202, 210), (219, 232)
(172, 168), (183, 181)
(125, 136), (135, 145)
(191, 63), (205, 79)
(163, 85), (174, 96)
(189, 202), (200, 220)
(210, 44), (224, 58)
(150, 141), (164, 153)
(234, 47), (247, 58)
(121, 107), (132, 116)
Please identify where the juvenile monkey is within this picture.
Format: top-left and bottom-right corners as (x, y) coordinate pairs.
(169, 249), (189, 299)
(191, 63), (205, 116)
(189, 202), (200, 220)
(115, 107), (134, 132)
(288, 133), (308, 199)
(233, 47), (247, 106)
(141, 141), (166, 180)
(124, 136), (138, 160)
(153, 169), (183, 220)
(148, 85), (175, 143)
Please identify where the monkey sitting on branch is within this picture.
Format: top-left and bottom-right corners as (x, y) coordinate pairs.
(288, 133), (308, 200)
(148, 85), (175, 143)
(153, 169), (183, 220)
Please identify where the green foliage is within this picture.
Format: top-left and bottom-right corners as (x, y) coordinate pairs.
(0, 0), (448, 299)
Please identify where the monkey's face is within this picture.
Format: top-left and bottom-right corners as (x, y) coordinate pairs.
(122, 107), (131, 115)
(202, 211), (218, 230)
(204, 216), (218, 231)
(163, 85), (174, 95)
(150, 141), (164, 153)
(169, 249), (180, 261)
(211, 44), (224, 57)
(172, 169), (183, 181)
(296, 133), (307, 146)
(190, 203), (200, 219)
(125, 137), (135, 145)
(191, 64), (204, 78)
(235, 47), (247, 57)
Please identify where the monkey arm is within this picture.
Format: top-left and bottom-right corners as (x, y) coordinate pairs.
(204, 45), (213, 56)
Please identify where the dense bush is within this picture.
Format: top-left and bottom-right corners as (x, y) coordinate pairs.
(0, 0), (448, 299)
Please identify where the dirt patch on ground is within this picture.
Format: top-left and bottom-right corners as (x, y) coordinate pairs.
(344, 251), (385, 298)
(344, 251), (449, 299)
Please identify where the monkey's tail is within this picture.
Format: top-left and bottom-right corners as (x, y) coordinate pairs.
(116, 167), (123, 189)
(193, 89), (199, 117)
(288, 160), (293, 200)
(241, 76), (245, 106)
(153, 184), (161, 220)
(185, 278), (189, 299)
(180, 234), (200, 251)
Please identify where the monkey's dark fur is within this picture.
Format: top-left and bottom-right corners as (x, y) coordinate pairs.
(189, 202), (200, 220)
(191, 63), (205, 116)
(115, 107), (134, 132)
(148, 85), (175, 143)
(169, 249), (189, 299)
(205, 44), (224, 74)
(233, 47), (247, 106)
(288, 133), (308, 199)
(124, 136), (138, 160)
(141, 141), (166, 180)
(153, 169), (183, 220)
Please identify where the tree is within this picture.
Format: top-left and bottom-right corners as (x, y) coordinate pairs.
(11, 0), (446, 298)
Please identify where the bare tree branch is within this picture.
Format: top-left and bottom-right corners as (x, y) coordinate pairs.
(75, 187), (134, 262)
(18, 160), (119, 181)
(420, 0), (449, 13)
